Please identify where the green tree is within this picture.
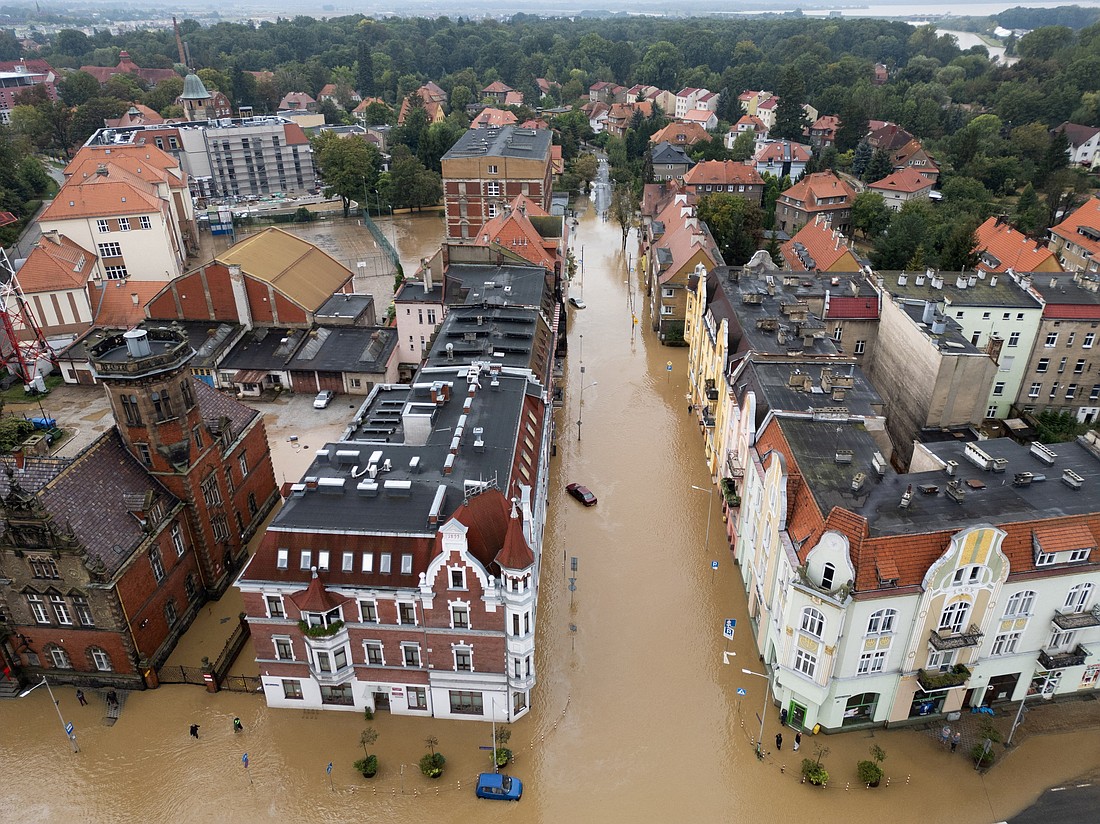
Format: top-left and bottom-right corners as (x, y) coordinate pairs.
(729, 130), (756, 162)
(356, 42), (374, 97)
(939, 218), (981, 271)
(610, 182), (635, 249)
(383, 145), (441, 212)
(871, 201), (932, 270)
(313, 131), (382, 217)
(57, 71), (101, 107)
(772, 66), (809, 141)
(862, 147), (893, 184)
(637, 41), (684, 92)
(71, 97), (128, 146)
(851, 191), (891, 240)
(697, 193), (763, 265)
(1015, 183), (1048, 236)
(573, 153), (598, 190)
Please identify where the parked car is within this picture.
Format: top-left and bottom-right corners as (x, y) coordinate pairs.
(313, 390), (335, 409)
(568, 297), (586, 309)
(476, 772), (522, 800)
(566, 482), (597, 506)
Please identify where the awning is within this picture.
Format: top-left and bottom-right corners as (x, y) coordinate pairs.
(232, 369), (267, 384)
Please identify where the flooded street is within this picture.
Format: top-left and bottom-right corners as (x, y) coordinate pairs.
(3, 206), (1100, 822)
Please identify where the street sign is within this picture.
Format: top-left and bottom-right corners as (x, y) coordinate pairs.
(711, 560), (719, 570)
(568, 582), (576, 592)
(737, 688), (747, 696)
(724, 619), (737, 640)
(65, 722), (74, 735)
(666, 361), (673, 372)
(326, 762), (333, 774)
(479, 746), (494, 750)
(242, 753), (249, 768)
(571, 557), (578, 572)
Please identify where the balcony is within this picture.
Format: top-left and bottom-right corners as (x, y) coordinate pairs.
(725, 450), (744, 479)
(917, 664), (971, 691)
(1052, 606), (1100, 631)
(928, 624), (984, 651)
(702, 411), (715, 428)
(1038, 644), (1090, 669)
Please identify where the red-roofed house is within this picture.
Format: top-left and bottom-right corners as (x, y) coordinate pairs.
(481, 81), (514, 105)
(278, 92), (318, 113)
(1049, 196), (1100, 273)
(535, 77), (560, 98)
(471, 107), (518, 129)
(675, 87), (718, 119)
(775, 172), (857, 234)
(680, 109), (718, 131)
(973, 216), (1062, 276)
(753, 140), (812, 179)
(891, 138), (939, 181)
(11, 232), (97, 338)
(1053, 122), (1100, 168)
(589, 80), (616, 104)
(806, 114), (840, 150)
(868, 168), (936, 211)
(470, 193), (567, 273)
(104, 103), (164, 129)
(780, 216), (860, 272)
(650, 121), (711, 148)
(0, 58), (58, 123)
(682, 160), (765, 205)
(79, 51), (178, 88)
(726, 115), (769, 151)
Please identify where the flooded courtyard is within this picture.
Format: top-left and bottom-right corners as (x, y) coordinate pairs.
(2, 206), (1099, 822)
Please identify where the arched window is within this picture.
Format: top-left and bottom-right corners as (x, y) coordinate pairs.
(801, 607), (825, 638)
(821, 562), (835, 590)
(1003, 590), (1036, 618)
(939, 600), (970, 634)
(1065, 583), (1094, 614)
(44, 644), (71, 669)
(866, 609), (897, 635)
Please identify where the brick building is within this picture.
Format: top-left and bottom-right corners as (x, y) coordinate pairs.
(441, 126), (553, 240)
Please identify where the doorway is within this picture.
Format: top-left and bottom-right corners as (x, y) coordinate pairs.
(373, 691), (390, 711)
(788, 701), (807, 730)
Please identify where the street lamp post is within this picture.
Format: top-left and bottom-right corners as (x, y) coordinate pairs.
(742, 667), (771, 757)
(19, 675), (79, 753)
(1007, 671), (1054, 746)
(691, 483), (715, 554)
(577, 364), (597, 441)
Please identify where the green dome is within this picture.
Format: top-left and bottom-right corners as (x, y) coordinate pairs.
(181, 73), (211, 101)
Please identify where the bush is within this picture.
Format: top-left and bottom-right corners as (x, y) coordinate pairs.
(856, 759), (883, 785)
(0, 417), (35, 452)
(971, 743), (996, 768)
(494, 747), (512, 767)
(801, 758), (829, 786)
(353, 755), (378, 777)
(419, 752), (446, 778)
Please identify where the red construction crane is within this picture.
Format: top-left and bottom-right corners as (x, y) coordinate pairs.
(0, 246), (56, 388)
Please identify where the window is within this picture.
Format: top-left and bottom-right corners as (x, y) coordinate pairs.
(96, 219), (109, 233)
(1036, 552), (1056, 567)
(854, 340), (866, 355)
(800, 607), (824, 638)
(211, 515), (230, 542)
(300, 550), (312, 570)
(192, 425), (203, 449)
(1068, 332), (1077, 346)
(118, 218), (130, 232)
(661, 305), (673, 315)
(1059, 357), (1068, 373)
(449, 690), (484, 715)
(867, 609), (897, 635)
(164, 598), (178, 627)
(1067, 384), (1078, 399)
(275, 638), (294, 660)
(121, 394), (142, 425)
(452, 605), (469, 629)
(663, 287), (675, 298)
(1050, 382), (1059, 399)
(486, 181), (500, 197)
(317, 551), (329, 570)
(91, 648), (112, 671)
(1029, 382), (1041, 398)
(29, 556), (60, 579)
(150, 548), (165, 583)
(1085, 333), (1095, 349)
(1008, 331), (1020, 347)
(401, 554), (413, 575)
(1069, 548), (1091, 562)
(450, 568), (465, 589)
(408, 686), (428, 710)
(487, 165), (498, 174)
(402, 644), (421, 667)
(857, 651), (887, 674)
(380, 553), (392, 574)
(1049, 629), (1075, 649)
(167, 524), (185, 557)
(73, 596), (93, 626)
(359, 600), (377, 623)
(399, 602), (416, 625)
(927, 649), (955, 670)
(939, 601), (970, 634)
(487, 203), (498, 218)
(454, 647), (472, 671)
(1004, 591), (1035, 618)
(1076, 359), (1086, 374)
(833, 326), (843, 341)
(361, 553), (373, 573)
(364, 642), (384, 665)
(282, 679), (303, 699)
(993, 382), (1005, 397)
(98, 242), (123, 258)
(49, 646), (72, 669)
(49, 595), (71, 625)
(277, 549), (288, 569)
(952, 565), (984, 586)
(971, 331), (981, 346)
(151, 390), (173, 421)
(1092, 385), (1100, 400)
(201, 475), (221, 507)
(1046, 332), (1058, 347)
(139, 215), (152, 230)
(238, 453), (249, 477)
(342, 552), (354, 572)
(304, 607), (341, 629)
(136, 442), (152, 466)
(1037, 358), (1050, 373)
(1065, 583), (1093, 613)
(991, 632), (1020, 656)
(794, 649), (817, 678)
(104, 265), (129, 280)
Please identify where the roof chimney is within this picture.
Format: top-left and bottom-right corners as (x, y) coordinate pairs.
(228, 263), (253, 331)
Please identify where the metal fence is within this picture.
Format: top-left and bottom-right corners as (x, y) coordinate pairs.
(158, 665), (207, 685)
(220, 674), (263, 693)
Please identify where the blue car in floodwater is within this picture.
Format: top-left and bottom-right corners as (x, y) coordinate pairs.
(476, 772), (522, 800)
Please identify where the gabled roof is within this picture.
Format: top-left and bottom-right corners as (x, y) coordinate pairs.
(1050, 196), (1100, 262)
(65, 143), (186, 190)
(869, 168), (936, 194)
(973, 216), (1061, 274)
(651, 141), (693, 166)
(104, 103), (164, 128)
(891, 138), (938, 170)
(780, 218), (858, 272)
(866, 123), (913, 150)
(92, 280), (168, 327)
(779, 172), (856, 208)
(482, 80), (513, 93)
(754, 140), (812, 164)
(472, 107), (518, 128)
(810, 114), (840, 133)
(17, 233), (95, 292)
(473, 194), (559, 271)
(278, 91), (316, 109)
(215, 227), (354, 312)
(40, 179), (162, 221)
(683, 160), (764, 187)
(1054, 121), (1100, 148)
(681, 109), (716, 125)
(733, 114), (768, 133)
(649, 121), (711, 146)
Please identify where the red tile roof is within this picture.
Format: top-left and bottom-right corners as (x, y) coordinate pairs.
(683, 160), (764, 188)
(650, 121), (711, 146)
(974, 216), (1061, 274)
(826, 296), (879, 320)
(755, 141), (812, 164)
(495, 503), (534, 569)
(40, 180), (162, 221)
(18, 233), (96, 292)
(92, 280), (169, 327)
(1042, 303), (1100, 320)
(1033, 521), (1097, 554)
(1050, 196), (1100, 262)
(869, 168), (936, 194)
(779, 172), (856, 209)
(288, 573), (354, 614)
(780, 218), (858, 272)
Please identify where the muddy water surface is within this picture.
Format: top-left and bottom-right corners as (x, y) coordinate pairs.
(2, 207), (1098, 822)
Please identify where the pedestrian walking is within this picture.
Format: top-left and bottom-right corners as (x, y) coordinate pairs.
(75, 689), (87, 706)
(189, 724), (200, 739)
(106, 690), (118, 708)
(775, 732), (783, 751)
(951, 731), (961, 753)
(940, 725), (951, 746)
(793, 732), (801, 752)
(233, 716), (244, 733)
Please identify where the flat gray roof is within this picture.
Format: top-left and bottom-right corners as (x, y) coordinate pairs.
(443, 126), (552, 161)
(882, 270), (1041, 308)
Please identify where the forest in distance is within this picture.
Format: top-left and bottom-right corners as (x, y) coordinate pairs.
(1, 9), (1100, 271)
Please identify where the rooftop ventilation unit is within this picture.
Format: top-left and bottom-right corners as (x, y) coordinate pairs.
(1062, 469), (1084, 490)
(1030, 442), (1058, 465)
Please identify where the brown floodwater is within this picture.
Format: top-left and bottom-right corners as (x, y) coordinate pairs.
(2, 204), (1097, 822)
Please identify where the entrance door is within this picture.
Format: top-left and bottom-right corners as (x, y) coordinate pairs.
(788, 701), (807, 730)
(373, 691), (390, 711)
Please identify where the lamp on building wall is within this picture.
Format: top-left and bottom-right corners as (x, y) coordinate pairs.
(19, 675), (79, 753)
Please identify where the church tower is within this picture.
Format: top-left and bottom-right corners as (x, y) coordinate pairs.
(180, 72), (213, 122)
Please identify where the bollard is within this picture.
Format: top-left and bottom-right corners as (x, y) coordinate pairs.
(866, 783), (871, 789)
(845, 782), (850, 791)
(886, 777), (891, 787)
(906, 774), (911, 785)
(801, 775), (806, 784)
(781, 764), (785, 774)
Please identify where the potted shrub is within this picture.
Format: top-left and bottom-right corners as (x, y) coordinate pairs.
(801, 744), (830, 786)
(493, 726), (512, 768)
(355, 727), (379, 777)
(419, 735), (446, 779)
(857, 743), (886, 787)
